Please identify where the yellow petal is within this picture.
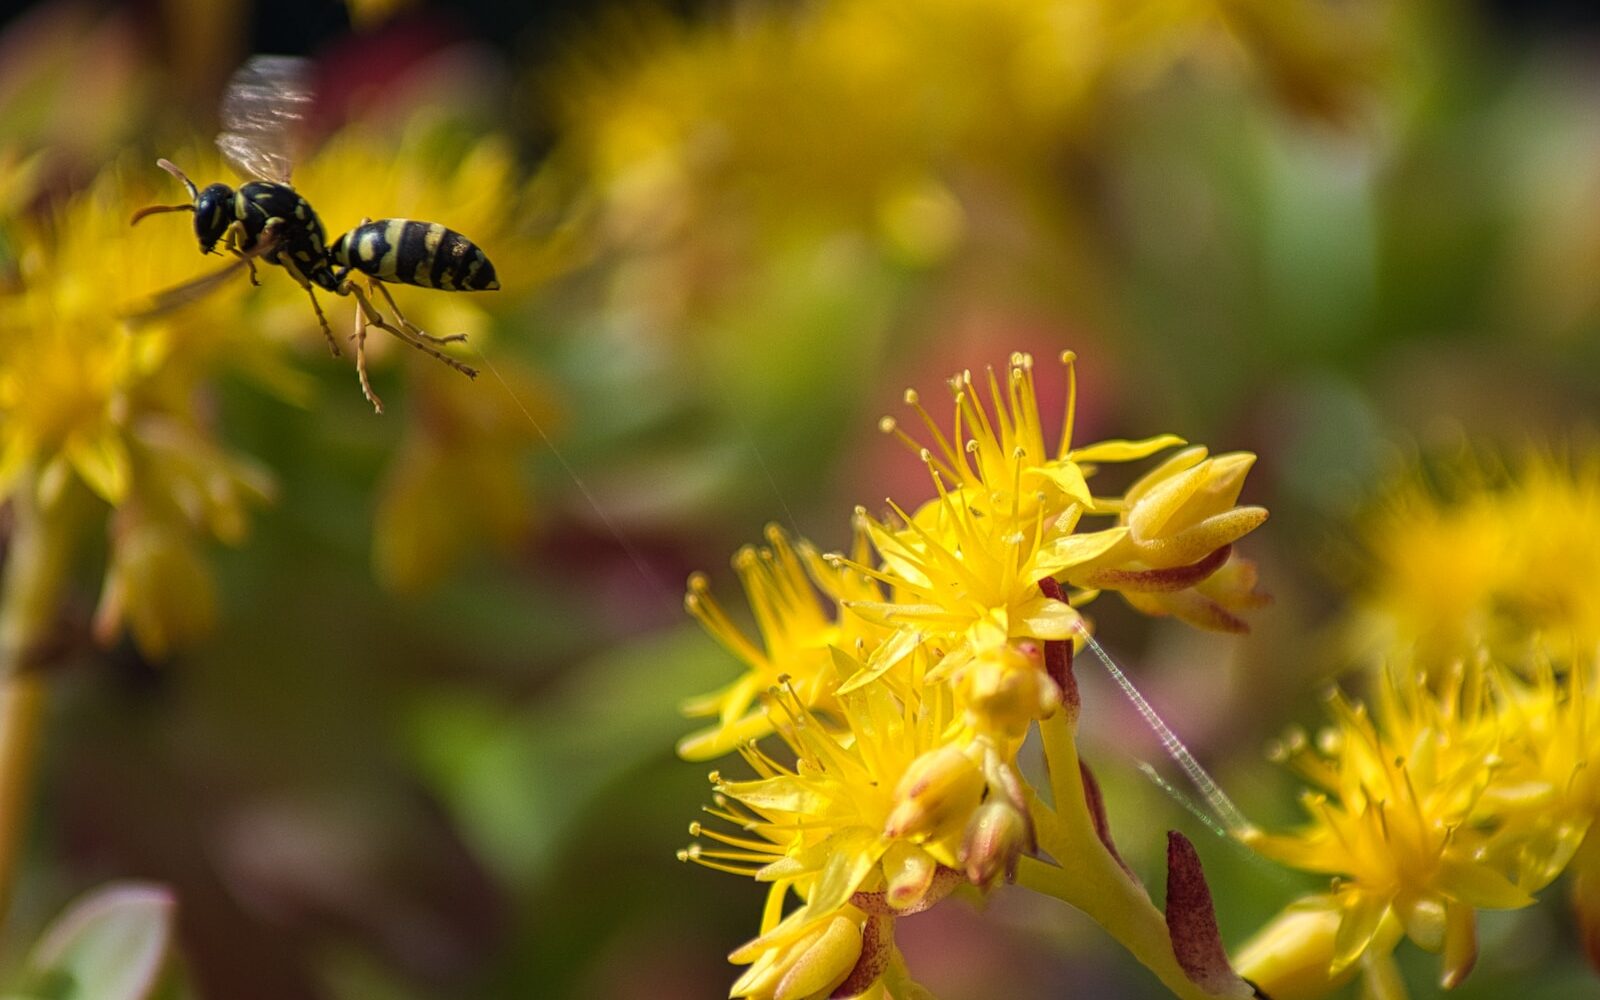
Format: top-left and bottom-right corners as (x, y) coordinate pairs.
(1035, 526), (1129, 577)
(1028, 461), (1093, 506)
(1331, 891), (1390, 973)
(1069, 434), (1185, 464)
(66, 431), (130, 505)
(1013, 595), (1079, 640)
(1437, 856), (1534, 910)
(676, 707), (774, 762)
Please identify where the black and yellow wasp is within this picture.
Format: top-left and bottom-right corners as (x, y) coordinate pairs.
(130, 56), (499, 413)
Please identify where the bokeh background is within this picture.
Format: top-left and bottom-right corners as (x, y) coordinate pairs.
(2, 0), (1599, 997)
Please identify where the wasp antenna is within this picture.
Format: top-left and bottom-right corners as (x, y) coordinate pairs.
(129, 203), (195, 226)
(155, 158), (199, 200)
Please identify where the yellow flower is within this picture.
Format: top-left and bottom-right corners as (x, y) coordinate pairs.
(679, 525), (889, 761)
(372, 358), (554, 594)
(0, 161), (246, 509)
(91, 415), (272, 657)
(683, 675), (984, 997)
(1232, 895), (1390, 1000)
(554, 0), (1375, 305)
(685, 678), (973, 909)
(681, 348), (1280, 1000)
(842, 492), (1085, 653)
(1483, 653), (1600, 890)
(1349, 448), (1600, 672)
(878, 351), (1182, 533)
(1244, 674), (1534, 992)
(874, 352), (1267, 638)
(0, 159), (281, 657)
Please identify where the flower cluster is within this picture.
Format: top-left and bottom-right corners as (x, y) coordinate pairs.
(0, 159), (277, 660)
(1238, 652), (1600, 998)
(548, 0), (1377, 373)
(679, 352), (1270, 999)
(1239, 451), (1600, 998)
(1346, 449), (1600, 673)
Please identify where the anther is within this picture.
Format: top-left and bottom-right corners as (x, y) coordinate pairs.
(903, 389), (919, 405)
(879, 416), (897, 433)
(688, 821), (702, 836)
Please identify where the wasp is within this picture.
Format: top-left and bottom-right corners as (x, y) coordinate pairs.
(129, 56), (500, 413)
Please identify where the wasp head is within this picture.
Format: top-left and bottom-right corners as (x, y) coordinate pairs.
(192, 183), (236, 254)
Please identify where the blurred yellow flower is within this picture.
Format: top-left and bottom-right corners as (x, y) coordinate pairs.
(372, 358), (554, 594)
(1350, 448), (1600, 671)
(1484, 655), (1600, 890)
(552, 0), (1379, 346)
(1243, 670), (1536, 996)
(0, 160), (280, 657)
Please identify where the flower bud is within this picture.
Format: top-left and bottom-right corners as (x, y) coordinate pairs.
(961, 799), (1030, 888)
(1232, 898), (1362, 1000)
(884, 745), (984, 842)
(957, 642), (1059, 739)
(94, 517), (216, 658)
(730, 909), (863, 1000)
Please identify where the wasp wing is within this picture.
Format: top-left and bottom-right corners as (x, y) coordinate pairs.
(122, 258), (255, 324)
(123, 231), (284, 324)
(216, 55), (313, 185)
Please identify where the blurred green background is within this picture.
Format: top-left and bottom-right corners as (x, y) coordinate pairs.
(1, 0), (1599, 997)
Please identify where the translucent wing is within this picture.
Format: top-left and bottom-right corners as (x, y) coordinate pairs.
(216, 55), (313, 184)
(123, 230), (283, 324)
(122, 259), (253, 324)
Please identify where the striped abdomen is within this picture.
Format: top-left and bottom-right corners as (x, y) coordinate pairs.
(330, 219), (499, 291)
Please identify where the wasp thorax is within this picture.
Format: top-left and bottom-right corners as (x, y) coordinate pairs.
(193, 183), (235, 253)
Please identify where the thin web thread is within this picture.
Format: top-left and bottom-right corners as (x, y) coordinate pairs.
(1075, 625), (1254, 838)
(474, 347), (677, 603)
(712, 375), (805, 543)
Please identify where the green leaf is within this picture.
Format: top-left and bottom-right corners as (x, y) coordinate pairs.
(10, 883), (174, 1000)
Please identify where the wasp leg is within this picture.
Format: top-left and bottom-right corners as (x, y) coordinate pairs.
(371, 280), (467, 345)
(351, 293), (383, 414)
(294, 281), (340, 357)
(344, 282), (478, 379)
(223, 225), (261, 286)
